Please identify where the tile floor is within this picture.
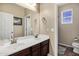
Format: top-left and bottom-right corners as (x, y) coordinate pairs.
(58, 45), (79, 56)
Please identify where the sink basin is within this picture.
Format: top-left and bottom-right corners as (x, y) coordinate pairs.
(0, 34), (49, 48)
(16, 36), (38, 44)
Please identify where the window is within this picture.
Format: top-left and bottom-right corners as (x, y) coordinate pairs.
(61, 9), (73, 24)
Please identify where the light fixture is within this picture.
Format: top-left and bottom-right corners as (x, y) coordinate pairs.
(27, 3), (36, 7)
(16, 3), (37, 11)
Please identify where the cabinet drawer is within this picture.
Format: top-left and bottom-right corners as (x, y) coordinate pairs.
(10, 48), (31, 56)
(41, 40), (49, 46)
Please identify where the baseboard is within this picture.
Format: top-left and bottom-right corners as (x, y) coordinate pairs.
(47, 53), (53, 56)
(58, 43), (73, 48)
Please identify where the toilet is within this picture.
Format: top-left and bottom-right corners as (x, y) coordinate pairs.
(72, 39), (79, 54)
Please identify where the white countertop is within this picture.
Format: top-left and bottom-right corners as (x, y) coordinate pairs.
(0, 34), (49, 56)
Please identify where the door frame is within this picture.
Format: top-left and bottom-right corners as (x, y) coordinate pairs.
(53, 5), (58, 56)
(24, 14), (31, 36)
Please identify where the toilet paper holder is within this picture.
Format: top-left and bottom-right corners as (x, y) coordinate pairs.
(74, 37), (79, 41)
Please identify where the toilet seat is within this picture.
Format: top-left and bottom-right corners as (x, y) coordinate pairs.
(72, 41), (79, 54)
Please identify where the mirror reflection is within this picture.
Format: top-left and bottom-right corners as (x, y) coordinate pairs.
(0, 3), (40, 44)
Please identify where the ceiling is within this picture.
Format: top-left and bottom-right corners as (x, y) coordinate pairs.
(56, 3), (67, 6)
(16, 3), (37, 11)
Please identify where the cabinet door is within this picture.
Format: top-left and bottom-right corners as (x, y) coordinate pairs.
(31, 44), (40, 56)
(40, 40), (49, 56)
(41, 44), (49, 56)
(32, 48), (40, 56)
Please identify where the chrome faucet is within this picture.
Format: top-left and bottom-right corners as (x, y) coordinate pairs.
(35, 34), (38, 38)
(11, 38), (17, 44)
(10, 32), (17, 44)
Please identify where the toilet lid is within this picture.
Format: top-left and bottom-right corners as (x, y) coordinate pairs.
(72, 42), (79, 48)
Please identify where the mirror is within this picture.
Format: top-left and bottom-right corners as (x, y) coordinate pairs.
(0, 3), (40, 40)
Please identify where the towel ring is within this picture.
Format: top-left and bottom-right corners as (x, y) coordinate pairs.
(42, 17), (47, 24)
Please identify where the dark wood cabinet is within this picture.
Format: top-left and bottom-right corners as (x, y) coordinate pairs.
(31, 44), (40, 56)
(32, 48), (40, 56)
(10, 48), (31, 56)
(9, 39), (49, 56)
(40, 44), (49, 56)
(40, 40), (49, 56)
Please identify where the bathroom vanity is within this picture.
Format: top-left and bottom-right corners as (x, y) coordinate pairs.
(0, 12), (50, 56)
(0, 34), (49, 56)
(10, 39), (49, 56)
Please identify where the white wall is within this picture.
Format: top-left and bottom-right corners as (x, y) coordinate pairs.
(40, 3), (58, 56)
(58, 4), (79, 46)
